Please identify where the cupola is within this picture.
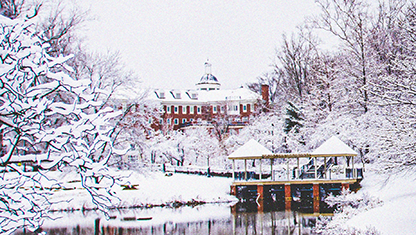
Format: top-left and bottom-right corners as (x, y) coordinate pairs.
(196, 61), (221, 91)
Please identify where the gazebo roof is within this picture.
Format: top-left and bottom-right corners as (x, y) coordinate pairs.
(228, 139), (272, 160)
(312, 136), (357, 157)
(228, 136), (357, 160)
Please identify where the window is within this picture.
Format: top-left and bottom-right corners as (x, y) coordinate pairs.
(190, 118), (194, 122)
(197, 106), (201, 114)
(213, 105), (217, 113)
(243, 104), (247, 112)
(159, 118), (163, 124)
(234, 105), (238, 111)
(182, 118), (187, 124)
(221, 106), (225, 113)
(159, 92), (165, 99)
(148, 118), (153, 124)
(174, 118), (179, 125)
(174, 106), (178, 114)
(167, 118), (171, 125)
(190, 106), (194, 114)
(167, 106), (171, 114)
(182, 106), (187, 114)
(250, 104), (254, 112)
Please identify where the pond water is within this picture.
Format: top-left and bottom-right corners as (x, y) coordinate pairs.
(16, 203), (332, 235)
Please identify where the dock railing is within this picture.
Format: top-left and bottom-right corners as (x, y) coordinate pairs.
(229, 153), (363, 183)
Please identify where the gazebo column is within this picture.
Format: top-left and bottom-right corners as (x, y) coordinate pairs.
(270, 158), (274, 181)
(352, 156), (355, 178)
(297, 157), (300, 179)
(259, 159), (262, 180)
(244, 159), (247, 180)
(232, 159), (235, 180)
(287, 158), (290, 180)
(344, 156), (347, 179)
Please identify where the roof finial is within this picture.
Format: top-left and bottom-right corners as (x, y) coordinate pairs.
(204, 59), (212, 74)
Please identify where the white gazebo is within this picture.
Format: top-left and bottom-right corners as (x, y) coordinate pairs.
(228, 136), (362, 182)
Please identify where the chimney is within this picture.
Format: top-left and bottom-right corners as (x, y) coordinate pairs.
(261, 84), (269, 110)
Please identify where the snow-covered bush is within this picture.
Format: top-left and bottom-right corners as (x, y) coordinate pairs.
(0, 15), (122, 234)
(314, 190), (383, 234)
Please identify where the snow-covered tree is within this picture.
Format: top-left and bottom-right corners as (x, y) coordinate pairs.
(0, 14), (123, 234)
(311, 0), (375, 114)
(147, 128), (221, 168)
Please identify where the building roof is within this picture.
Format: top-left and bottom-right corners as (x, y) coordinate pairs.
(150, 87), (260, 103)
(112, 62), (260, 104)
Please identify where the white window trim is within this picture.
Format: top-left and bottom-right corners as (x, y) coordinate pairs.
(174, 118), (179, 125)
(174, 106), (178, 114)
(190, 106), (194, 114)
(213, 105), (217, 113)
(243, 104), (247, 112)
(182, 118), (187, 124)
(167, 106), (171, 114)
(197, 106), (201, 114)
(182, 106), (187, 114)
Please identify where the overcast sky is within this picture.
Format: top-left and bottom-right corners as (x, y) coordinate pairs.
(76, 1), (320, 90)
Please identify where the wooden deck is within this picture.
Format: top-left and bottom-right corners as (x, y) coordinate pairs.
(231, 178), (361, 186)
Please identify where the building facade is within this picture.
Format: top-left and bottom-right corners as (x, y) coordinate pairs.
(149, 62), (268, 131)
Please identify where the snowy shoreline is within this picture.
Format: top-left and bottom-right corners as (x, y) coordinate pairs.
(47, 171), (238, 212)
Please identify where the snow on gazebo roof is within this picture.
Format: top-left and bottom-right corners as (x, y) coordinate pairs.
(312, 136), (357, 157)
(228, 139), (272, 160)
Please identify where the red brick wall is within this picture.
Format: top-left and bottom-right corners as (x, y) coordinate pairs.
(159, 103), (256, 130)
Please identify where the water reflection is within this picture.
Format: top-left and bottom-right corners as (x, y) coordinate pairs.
(232, 206), (321, 235)
(16, 203), (331, 235)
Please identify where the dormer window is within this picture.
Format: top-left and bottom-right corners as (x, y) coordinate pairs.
(155, 91), (165, 99)
(171, 91), (182, 99)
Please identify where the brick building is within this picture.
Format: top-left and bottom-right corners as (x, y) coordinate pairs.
(149, 62), (269, 131)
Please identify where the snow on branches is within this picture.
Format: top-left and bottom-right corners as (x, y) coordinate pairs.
(0, 16), (122, 234)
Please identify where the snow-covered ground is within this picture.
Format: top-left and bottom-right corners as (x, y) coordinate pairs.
(48, 170), (237, 211)
(345, 170), (416, 234)
(320, 168), (416, 234)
